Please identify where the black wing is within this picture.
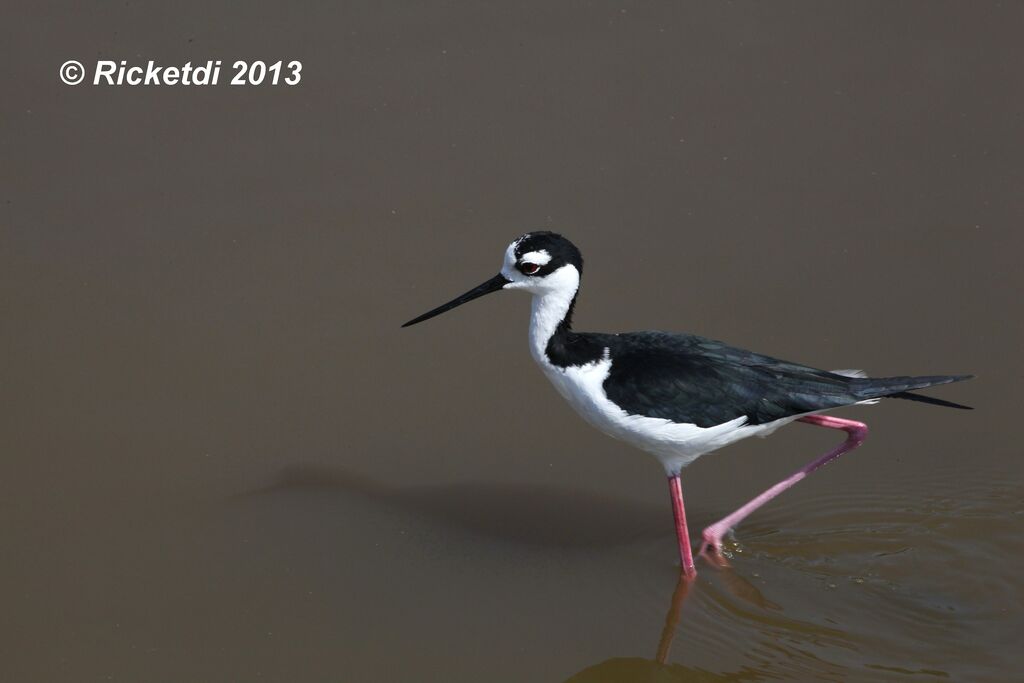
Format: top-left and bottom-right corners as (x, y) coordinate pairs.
(599, 332), (968, 428)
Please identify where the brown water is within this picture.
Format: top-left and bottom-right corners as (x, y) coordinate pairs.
(4, 2), (1022, 681)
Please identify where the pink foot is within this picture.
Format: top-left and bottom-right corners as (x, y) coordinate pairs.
(698, 525), (732, 568)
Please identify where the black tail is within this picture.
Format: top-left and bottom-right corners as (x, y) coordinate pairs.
(889, 391), (973, 410)
(851, 374), (974, 410)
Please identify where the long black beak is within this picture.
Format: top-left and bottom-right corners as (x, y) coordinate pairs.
(402, 273), (510, 328)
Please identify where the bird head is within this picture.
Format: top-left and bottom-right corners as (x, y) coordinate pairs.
(402, 231), (583, 327)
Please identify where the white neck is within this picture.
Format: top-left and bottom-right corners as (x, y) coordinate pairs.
(527, 266), (579, 365)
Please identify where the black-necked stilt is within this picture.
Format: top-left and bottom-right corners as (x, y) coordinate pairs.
(402, 232), (972, 577)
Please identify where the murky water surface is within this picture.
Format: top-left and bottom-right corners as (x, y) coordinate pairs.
(4, 2), (1022, 681)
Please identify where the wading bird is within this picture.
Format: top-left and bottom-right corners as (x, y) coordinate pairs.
(402, 233), (971, 577)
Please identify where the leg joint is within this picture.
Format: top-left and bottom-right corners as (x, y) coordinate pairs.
(844, 420), (868, 445)
(798, 414), (868, 444)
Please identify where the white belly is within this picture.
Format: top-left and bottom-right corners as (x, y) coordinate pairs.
(536, 354), (793, 473)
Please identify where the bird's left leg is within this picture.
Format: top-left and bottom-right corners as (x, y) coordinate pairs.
(699, 414), (868, 559)
(668, 475), (698, 577)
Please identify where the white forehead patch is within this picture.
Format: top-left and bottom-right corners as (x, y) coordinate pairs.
(520, 250), (552, 266)
(502, 241), (520, 271)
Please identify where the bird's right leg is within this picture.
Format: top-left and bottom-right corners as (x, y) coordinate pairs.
(699, 415), (868, 559)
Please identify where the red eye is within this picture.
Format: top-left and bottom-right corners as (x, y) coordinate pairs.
(520, 262), (540, 275)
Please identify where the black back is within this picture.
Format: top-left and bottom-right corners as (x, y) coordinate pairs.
(602, 332), (862, 427)
(547, 329), (969, 427)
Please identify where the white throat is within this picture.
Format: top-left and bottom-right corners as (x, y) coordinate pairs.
(526, 266), (579, 365)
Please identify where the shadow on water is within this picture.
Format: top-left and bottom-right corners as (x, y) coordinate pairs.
(243, 464), (667, 547)
(566, 658), (753, 683)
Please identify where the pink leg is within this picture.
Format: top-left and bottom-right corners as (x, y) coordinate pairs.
(668, 475), (697, 577)
(700, 415), (868, 557)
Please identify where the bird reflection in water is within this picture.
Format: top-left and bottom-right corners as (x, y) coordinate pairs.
(567, 565), (778, 683)
(654, 572), (693, 665)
